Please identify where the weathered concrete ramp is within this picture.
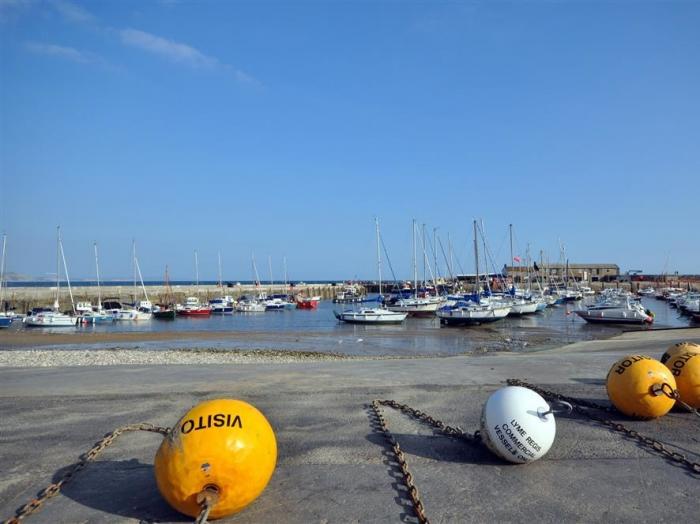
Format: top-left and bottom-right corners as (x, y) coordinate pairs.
(1, 329), (699, 523)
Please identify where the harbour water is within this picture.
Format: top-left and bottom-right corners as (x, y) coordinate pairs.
(0, 297), (693, 357)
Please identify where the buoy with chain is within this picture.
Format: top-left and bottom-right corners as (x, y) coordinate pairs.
(660, 341), (700, 365)
(154, 399), (277, 520)
(480, 386), (564, 464)
(663, 351), (700, 409)
(606, 355), (677, 418)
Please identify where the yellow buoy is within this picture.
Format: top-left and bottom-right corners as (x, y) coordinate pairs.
(606, 355), (677, 419)
(664, 351), (700, 409)
(660, 341), (700, 365)
(154, 399), (277, 519)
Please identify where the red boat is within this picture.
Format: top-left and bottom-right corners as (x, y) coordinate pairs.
(296, 296), (321, 309)
(176, 297), (212, 316)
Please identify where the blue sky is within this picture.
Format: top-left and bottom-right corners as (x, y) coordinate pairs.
(1, 0), (698, 281)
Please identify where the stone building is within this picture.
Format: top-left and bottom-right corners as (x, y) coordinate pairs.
(503, 263), (620, 282)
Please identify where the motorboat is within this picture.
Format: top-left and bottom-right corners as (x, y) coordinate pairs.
(334, 307), (407, 324)
(296, 295), (321, 310)
(153, 304), (177, 320)
(638, 287), (656, 297)
(385, 295), (443, 316)
(236, 296), (266, 312)
(0, 313), (13, 328)
(177, 297), (212, 316)
(574, 296), (653, 325)
(437, 301), (511, 326)
(265, 294), (296, 310)
(209, 296), (235, 314)
(333, 285), (366, 303)
(113, 300), (153, 321)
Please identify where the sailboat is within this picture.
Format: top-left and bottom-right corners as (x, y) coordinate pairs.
(112, 241), (153, 321)
(0, 234), (14, 328)
(154, 265), (177, 319)
(236, 254), (266, 312)
(79, 242), (113, 324)
(335, 218), (408, 324)
(209, 252), (234, 313)
(25, 227), (77, 327)
(386, 219), (443, 316)
(437, 221), (511, 326)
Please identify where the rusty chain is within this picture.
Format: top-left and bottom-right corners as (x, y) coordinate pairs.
(3, 423), (171, 524)
(370, 399), (481, 524)
(506, 379), (700, 476)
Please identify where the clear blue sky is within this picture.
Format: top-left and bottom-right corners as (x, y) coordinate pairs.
(1, 0), (698, 281)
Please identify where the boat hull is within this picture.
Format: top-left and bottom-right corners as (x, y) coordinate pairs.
(0, 317), (13, 328)
(437, 306), (510, 326)
(177, 308), (212, 316)
(153, 310), (177, 320)
(334, 309), (407, 324)
(574, 310), (653, 325)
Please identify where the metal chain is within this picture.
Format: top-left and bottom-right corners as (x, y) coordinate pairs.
(370, 399), (481, 524)
(506, 379), (700, 475)
(3, 423), (170, 524)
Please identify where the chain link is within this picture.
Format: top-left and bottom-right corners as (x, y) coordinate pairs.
(370, 399), (481, 524)
(3, 423), (170, 524)
(506, 379), (700, 476)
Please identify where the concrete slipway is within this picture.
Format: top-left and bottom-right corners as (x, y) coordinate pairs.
(1, 329), (699, 523)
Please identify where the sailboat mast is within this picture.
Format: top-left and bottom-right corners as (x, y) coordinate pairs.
(448, 233), (454, 284)
(422, 223), (427, 289)
(268, 255), (273, 293)
(481, 219), (490, 293)
(94, 242), (101, 307)
(55, 226), (60, 309)
(218, 251), (223, 288)
(58, 228), (75, 314)
(0, 234), (6, 306)
(194, 249), (199, 291)
(132, 239), (137, 302)
(433, 227), (438, 284)
(283, 256), (288, 292)
(375, 217), (382, 297)
(509, 223), (514, 288)
(412, 219), (417, 298)
(133, 243), (149, 302)
(473, 220), (479, 295)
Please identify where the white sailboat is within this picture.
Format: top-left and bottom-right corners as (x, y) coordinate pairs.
(386, 219), (443, 316)
(335, 218), (407, 324)
(0, 234), (14, 328)
(437, 220), (511, 326)
(112, 241), (152, 321)
(79, 242), (113, 324)
(25, 227), (77, 327)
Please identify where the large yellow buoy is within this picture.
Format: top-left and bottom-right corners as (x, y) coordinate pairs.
(154, 399), (277, 519)
(606, 355), (677, 419)
(660, 341), (700, 364)
(664, 351), (700, 409)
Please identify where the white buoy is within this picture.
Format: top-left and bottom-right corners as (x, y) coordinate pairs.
(480, 386), (558, 464)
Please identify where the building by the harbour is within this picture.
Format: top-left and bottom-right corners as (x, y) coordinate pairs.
(503, 263), (620, 282)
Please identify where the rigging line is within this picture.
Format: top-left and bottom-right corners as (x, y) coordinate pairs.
(379, 230), (400, 290)
(437, 235), (454, 282)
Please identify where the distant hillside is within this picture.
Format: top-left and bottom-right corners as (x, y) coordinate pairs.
(4, 272), (51, 282)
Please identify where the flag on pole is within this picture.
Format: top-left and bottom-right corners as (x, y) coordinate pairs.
(513, 256), (521, 263)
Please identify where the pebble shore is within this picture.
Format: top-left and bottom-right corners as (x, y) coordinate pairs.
(0, 347), (371, 367)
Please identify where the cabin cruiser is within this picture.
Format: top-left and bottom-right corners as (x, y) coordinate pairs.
(385, 294), (444, 316)
(333, 285), (366, 303)
(574, 296), (653, 325)
(235, 295), (266, 312)
(177, 297), (212, 316)
(334, 307), (407, 324)
(209, 296), (235, 314)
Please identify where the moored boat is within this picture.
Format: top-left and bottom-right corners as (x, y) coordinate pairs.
(574, 296), (653, 325)
(437, 301), (511, 326)
(296, 295), (321, 309)
(177, 297), (212, 316)
(335, 307), (407, 324)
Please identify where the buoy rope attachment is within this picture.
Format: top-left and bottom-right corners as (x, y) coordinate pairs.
(3, 423), (174, 524)
(506, 379), (700, 475)
(651, 382), (700, 418)
(369, 399), (481, 524)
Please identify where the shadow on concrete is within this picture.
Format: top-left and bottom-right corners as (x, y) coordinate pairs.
(364, 403), (504, 523)
(571, 378), (606, 386)
(52, 458), (186, 522)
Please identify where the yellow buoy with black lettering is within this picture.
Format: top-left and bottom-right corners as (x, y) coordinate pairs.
(660, 341), (700, 365)
(154, 399), (277, 519)
(606, 355), (677, 419)
(664, 351), (700, 409)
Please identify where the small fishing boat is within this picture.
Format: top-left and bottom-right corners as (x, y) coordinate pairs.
(264, 294), (296, 310)
(574, 296), (653, 325)
(333, 285), (366, 303)
(177, 297), (212, 316)
(154, 266), (177, 319)
(296, 295), (321, 309)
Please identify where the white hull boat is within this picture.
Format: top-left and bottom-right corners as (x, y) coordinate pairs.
(386, 296), (443, 316)
(24, 311), (76, 327)
(575, 298), (653, 325)
(437, 303), (511, 325)
(236, 301), (266, 312)
(334, 307), (407, 324)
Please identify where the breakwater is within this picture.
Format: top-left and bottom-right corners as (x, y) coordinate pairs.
(1, 283), (342, 313)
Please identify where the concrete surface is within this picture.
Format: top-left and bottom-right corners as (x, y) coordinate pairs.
(1, 329), (699, 523)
